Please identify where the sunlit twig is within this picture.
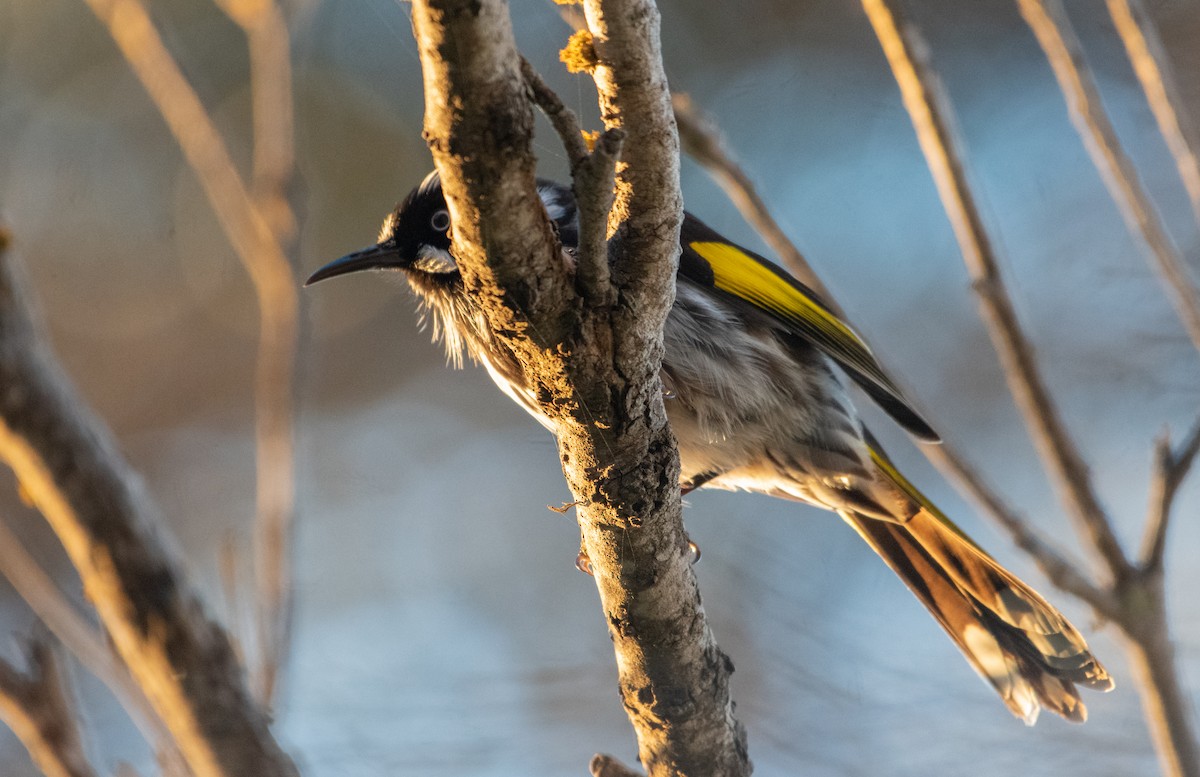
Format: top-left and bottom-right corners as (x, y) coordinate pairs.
(81, 0), (300, 708)
(590, 753), (644, 777)
(1107, 0), (1200, 231)
(0, 229), (297, 776)
(1140, 414), (1200, 574)
(0, 641), (98, 777)
(863, 0), (1132, 578)
(0, 514), (186, 768)
(1017, 0), (1200, 356)
(521, 57), (625, 306)
(868, 2), (1200, 773)
(213, 0), (299, 710)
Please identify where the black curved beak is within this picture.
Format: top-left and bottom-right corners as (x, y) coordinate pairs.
(304, 243), (404, 286)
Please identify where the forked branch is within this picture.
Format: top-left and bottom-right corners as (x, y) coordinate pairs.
(411, 0), (746, 773)
(1140, 415), (1200, 574)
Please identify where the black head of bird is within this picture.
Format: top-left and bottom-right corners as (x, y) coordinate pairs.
(305, 172), (459, 287)
(307, 170), (1113, 724)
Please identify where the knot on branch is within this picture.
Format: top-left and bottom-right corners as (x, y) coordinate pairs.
(561, 29), (599, 74)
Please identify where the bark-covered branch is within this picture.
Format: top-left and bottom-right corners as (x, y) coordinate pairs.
(0, 641), (98, 777)
(0, 237), (297, 777)
(520, 58), (626, 306)
(410, 0), (747, 773)
(0, 512), (184, 766)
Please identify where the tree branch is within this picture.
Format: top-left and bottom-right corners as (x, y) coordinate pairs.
(673, 9), (1199, 771)
(1107, 0), (1200, 230)
(1140, 414), (1200, 573)
(582, 0), (682, 305)
(521, 57), (626, 306)
(572, 128), (625, 306)
(672, 93), (835, 307)
(521, 56), (589, 170)
(213, 0), (296, 238)
(868, 4), (1200, 773)
(0, 513), (185, 767)
(411, 1), (746, 773)
(0, 236), (296, 777)
(1017, 0), (1200, 356)
(80, 0), (301, 707)
(591, 753), (645, 777)
(862, 0), (1132, 581)
(0, 641), (98, 777)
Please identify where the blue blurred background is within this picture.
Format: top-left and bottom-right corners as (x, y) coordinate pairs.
(1, 0), (1199, 774)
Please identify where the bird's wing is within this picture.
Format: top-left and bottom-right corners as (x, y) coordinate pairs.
(678, 214), (939, 441)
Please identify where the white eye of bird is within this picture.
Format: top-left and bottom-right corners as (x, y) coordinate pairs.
(430, 209), (450, 232)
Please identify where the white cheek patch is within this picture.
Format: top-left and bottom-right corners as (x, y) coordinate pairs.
(413, 245), (457, 274)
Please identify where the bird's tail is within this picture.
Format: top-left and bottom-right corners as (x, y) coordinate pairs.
(841, 441), (1113, 724)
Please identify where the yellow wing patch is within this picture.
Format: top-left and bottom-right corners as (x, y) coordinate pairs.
(686, 239), (939, 442)
(689, 241), (866, 355)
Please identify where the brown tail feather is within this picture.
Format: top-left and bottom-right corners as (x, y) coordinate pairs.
(842, 510), (1112, 724)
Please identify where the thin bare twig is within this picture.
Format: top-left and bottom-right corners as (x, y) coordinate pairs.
(214, 0), (296, 237)
(869, 4), (1200, 773)
(572, 128), (625, 306)
(213, 0), (298, 710)
(81, 0), (300, 709)
(673, 7), (1200, 771)
(1017, 0), (1200, 356)
(520, 57), (624, 305)
(672, 94), (836, 307)
(0, 514), (185, 765)
(1107, 0), (1200, 231)
(0, 641), (98, 777)
(863, 0), (1132, 580)
(1140, 414), (1200, 573)
(521, 56), (590, 169)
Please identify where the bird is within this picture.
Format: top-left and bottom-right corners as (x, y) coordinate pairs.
(306, 170), (1113, 724)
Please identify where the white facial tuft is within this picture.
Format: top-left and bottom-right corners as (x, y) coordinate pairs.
(413, 244), (457, 274)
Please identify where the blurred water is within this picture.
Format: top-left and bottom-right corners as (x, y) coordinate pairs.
(1, 0), (1199, 774)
